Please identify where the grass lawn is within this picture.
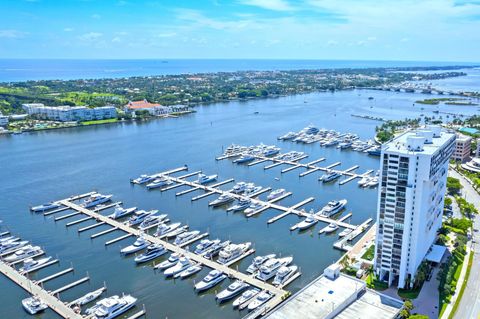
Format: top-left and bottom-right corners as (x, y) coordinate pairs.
(81, 118), (118, 125)
(361, 244), (375, 261)
(448, 251), (474, 319)
(366, 273), (388, 291)
(398, 286), (422, 300)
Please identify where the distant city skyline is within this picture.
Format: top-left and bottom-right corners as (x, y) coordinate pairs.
(1, 0), (480, 62)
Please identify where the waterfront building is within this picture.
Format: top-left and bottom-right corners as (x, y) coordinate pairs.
(451, 133), (472, 162)
(0, 113), (8, 126)
(374, 126), (455, 288)
(124, 99), (189, 116)
(22, 104), (117, 122)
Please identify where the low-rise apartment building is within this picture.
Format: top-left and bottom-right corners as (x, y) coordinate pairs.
(22, 104), (117, 122)
(451, 133), (472, 162)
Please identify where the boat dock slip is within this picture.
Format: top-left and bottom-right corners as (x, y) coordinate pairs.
(105, 233), (134, 246)
(21, 259), (59, 274)
(126, 310), (146, 319)
(247, 158), (269, 166)
(175, 186), (201, 196)
(57, 200), (286, 304)
(0, 262), (83, 319)
(178, 232), (209, 248)
(176, 170), (201, 179)
(44, 206), (70, 216)
(51, 276), (90, 295)
(66, 216), (94, 227)
(191, 191), (216, 201)
(55, 211), (82, 221)
(36, 268), (74, 284)
(8, 252), (46, 266)
(339, 175), (357, 185)
(91, 227), (118, 239)
(210, 178), (234, 188)
(78, 221), (106, 233)
(247, 187), (271, 198)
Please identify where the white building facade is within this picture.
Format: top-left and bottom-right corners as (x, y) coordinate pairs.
(374, 126), (455, 288)
(22, 104), (117, 122)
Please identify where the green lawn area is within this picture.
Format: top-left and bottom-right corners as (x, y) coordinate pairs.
(448, 251), (473, 319)
(361, 244), (375, 261)
(398, 286), (422, 300)
(81, 118), (118, 125)
(366, 273), (388, 291)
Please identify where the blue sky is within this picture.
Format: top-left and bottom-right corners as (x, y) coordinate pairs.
(1, 0), (480, 61)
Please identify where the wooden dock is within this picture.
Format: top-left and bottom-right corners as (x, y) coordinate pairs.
(0, 261), (84, 319)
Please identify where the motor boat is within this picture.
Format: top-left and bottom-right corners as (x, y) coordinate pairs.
(263, 146), (280, 157)
(246, 254), (276, 274)
(203, 240), (230, 259)
(273, 265), (298, 286)
(173, 230), (200, 245)
(120, 236), (150, 255)
(319, 200), (347, 217)
(256, 257), (293, 281)
(146, 176), (172, 189)
(247, 291), (273, 311)
(194, 270), (227, 292)
(30, 202), (60, 213)
(234, 154), (256, 164)
(278, 132), (297, 140)
(196, 173), (218, 185)
(70, 287), (105, 306)
(323, 223), (339, 233)
(154, 222), (181, 237)
(164, 225), (189, 239)
(0, 240), (29, 254)
(0, 236), (19, 244)
(229, 199), (252, 212)
(216, 280), (249, 302)
(319, 171), (341, 183)
(4, 245), (43, 263)
(88, 294), (137, 319)
(131, 174), (155, 184)
(108, 205), (136, 219)
(164, 257), (193, 277)
(22, 296), (48, 315)
(244, 202), (266, 215)
(357, 176), (371, 187)
(243, 184), (262, 196)
(155, 253), (181, 270)
(339, 228), (353, 237)
(337, 141), (352, 149)
(134, 244), (166, 263)
(366, 177), (379, 187)
(296, 214), (318, 231)
(125, 210), (159, 226)
(82, 194), (112, 208)
(217, 242), (251, 264)
(232, 182), (248, 194)
(232, 288), (260, 308)
(209, 194), (235, 207)
(138, 214), (168, 230)
(368, 147), (381, 156)
(20, 256), (53, 273)
(267, 189), (286, 201)
(194, 239), (220, 255)
(176, 264), (203, 279)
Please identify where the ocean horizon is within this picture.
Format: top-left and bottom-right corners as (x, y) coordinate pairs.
(0, 58), (478, 82)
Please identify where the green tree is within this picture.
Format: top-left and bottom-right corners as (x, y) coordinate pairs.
(447, 177), (462, 195)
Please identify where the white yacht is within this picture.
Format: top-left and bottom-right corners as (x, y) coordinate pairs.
(232, 288), (260, 308)
(217, 242), (251, 264)
(70, 287), (105, 306)
(256, 257), (293, 281)
(131, 174), (155, 185)
(154, 222), (181, 237)
(247, 291), (273, 311)
(4, 245), (43, 263)
(194, 270), (227, 292)
(243, 183), (262, 196)
(366, 176), (379, 187)
(82, 194), (112, 208)
(138, 214), (168, 230)
(229, 199), (252, 212)
(164, 225), (189, 239)
(244, 202), (265, 215)
(125, 209), (159, 226)
(120, 236), (150, 255)
(216, 280), (249, 302)
(319, 199), (347, 217)
(164, 257), (193, 277)
(30, 202), (60, 213)
(267, 189), (286, 201)
(357, 176), (372, 187)
(323, 223), (339, 233)
(296, 214), (318, 231)
(0, 236), (19, 244)
(89, 295), (137, 319)
(22, 296), (48, 315)
(155, 253), (181, 270)
(194, 239), (220, 255)
(174, 230), (200, 245)
(232, 182), (248, 194)
(319, 171), (341, 183)
(108, 205), (136, 219)
(0, 240), (29, 254)
(273, 265), (298, 286)
(246, 254), (276, 274)
(196, 173), (218, 185)
(338, 228), (353, 237)
(134, 244), (166, 263)
(146, 176), (172, 189)
(209, 193), (234, 207)
(278, 131), (297, 140)
(20, 256), (53, 273)
(203, 240), (230, 259)
(176, 264), (203, 279)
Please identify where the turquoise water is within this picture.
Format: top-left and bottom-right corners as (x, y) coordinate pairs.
(1, 87), (478, 318)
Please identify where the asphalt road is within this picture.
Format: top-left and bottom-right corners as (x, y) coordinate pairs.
(449, 169), (480, 319)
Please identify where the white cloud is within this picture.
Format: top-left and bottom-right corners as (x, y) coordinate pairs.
(0, 29), (26, 38)
(91, 13), (101, 19)
(239, 0), (294, 11)
(64, 27), (74, 32)
(112, 37), (121, 43)
(78, 32), (103, 41)
(156, 32), (177, 38)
